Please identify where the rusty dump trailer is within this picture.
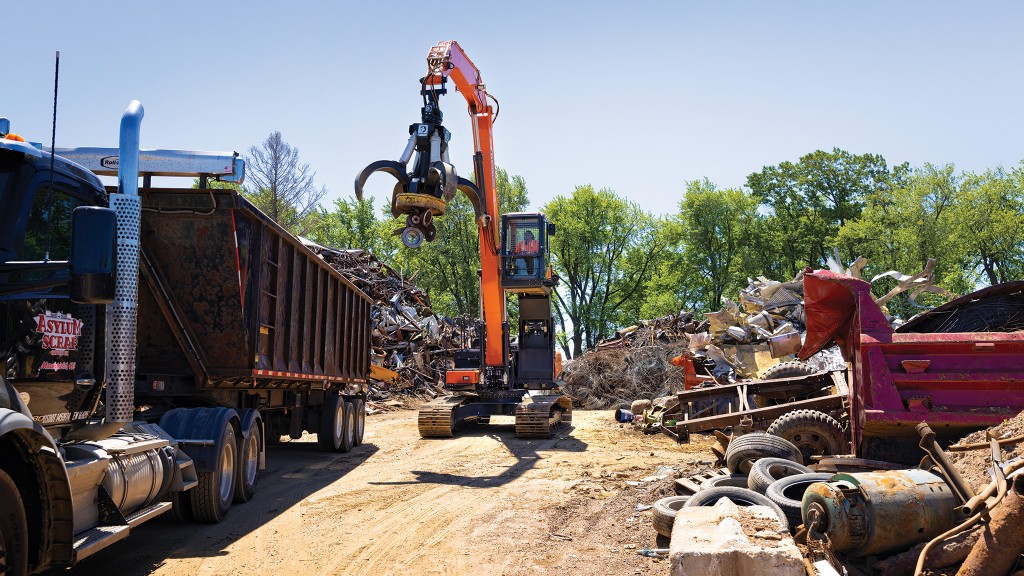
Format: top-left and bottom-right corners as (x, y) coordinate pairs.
(133, 186), (372, 444)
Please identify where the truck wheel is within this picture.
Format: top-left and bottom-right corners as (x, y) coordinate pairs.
(234, 422), (261, 503)
(766, 409), (847, 461)
(340, 401), (355, 453)
(191, 421), (237, 523)
(319, 395), (352, 452)
(351, 400), (365, 447)
(0, 469), (28, 576)
(163, 490), (193, 523)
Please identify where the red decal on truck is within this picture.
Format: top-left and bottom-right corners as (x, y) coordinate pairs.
(35, 311), (83, 354)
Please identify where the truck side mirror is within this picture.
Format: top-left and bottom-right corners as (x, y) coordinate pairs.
(547, 222), (556, 237)
(70, 206), (117, 304)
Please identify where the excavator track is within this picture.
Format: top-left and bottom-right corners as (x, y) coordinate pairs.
(418, 395), (474, 438)
(515, 395), (573, 438)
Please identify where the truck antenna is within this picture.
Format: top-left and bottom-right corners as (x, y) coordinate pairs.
(43, 50), (60, 262)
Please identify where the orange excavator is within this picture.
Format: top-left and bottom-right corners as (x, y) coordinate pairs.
(355, 41), (572, 438)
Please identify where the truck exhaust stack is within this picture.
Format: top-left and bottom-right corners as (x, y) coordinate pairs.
(106, 100), (144, 423)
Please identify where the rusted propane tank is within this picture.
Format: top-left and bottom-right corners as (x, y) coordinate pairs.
(801, 469), (964, 556)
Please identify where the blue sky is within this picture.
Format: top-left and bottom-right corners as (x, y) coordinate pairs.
(5, 1), (1022, 216)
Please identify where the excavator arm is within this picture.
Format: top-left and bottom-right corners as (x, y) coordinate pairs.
(355, 41), (507, 375)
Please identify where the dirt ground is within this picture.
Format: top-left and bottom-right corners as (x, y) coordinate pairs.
(75, 408), (713, 576)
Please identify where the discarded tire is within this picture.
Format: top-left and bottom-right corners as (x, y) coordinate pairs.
(747, 457), (813, 494)
(766, 409), (846, 462)
(754, 362), (820, 407)
(652, 496), (690, 538)
(683, 486), (789, 532)
(760, 361), (818, 380)
(701, 473), (749, 490)
(765, 473), (833, 528)
(725, 431), (803, 473)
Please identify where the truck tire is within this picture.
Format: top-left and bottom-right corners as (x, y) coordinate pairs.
(765, 473), (833, 529)
(683, 486), (789, 532)
(191, 420), (237, 523)
(651, 496), (690, 538)
(351, 399), (365, 447)
(725, 431), (803, 473)
(162, 490), (193, 523)
(234, 421), (261, 503)
(747, 457), (813, 494)
(318, 394), (345, 452)
(341, 401), (355, 453)
(0, 469), (28, 576)
(766, 410), (847, 461)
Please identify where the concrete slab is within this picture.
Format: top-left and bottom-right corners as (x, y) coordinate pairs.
(669, 498), (804, 576)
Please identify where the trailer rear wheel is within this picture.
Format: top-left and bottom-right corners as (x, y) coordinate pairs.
(351, 400), (365, 447)
(319, 395), (354, 453)
(0, 469), (28, 576)
(234, 421), (261, 503)
(340, 401), (355, 453)
(191, 421), (237, 523)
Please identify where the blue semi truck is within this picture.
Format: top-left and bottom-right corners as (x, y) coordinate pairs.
(0, 102), (372, 574)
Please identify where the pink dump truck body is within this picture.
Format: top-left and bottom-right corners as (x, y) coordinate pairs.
(799, 270), (1024, 454)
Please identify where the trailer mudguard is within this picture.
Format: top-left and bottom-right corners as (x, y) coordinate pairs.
(158, 407), (240, 473)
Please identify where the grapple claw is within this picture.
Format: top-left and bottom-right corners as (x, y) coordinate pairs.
(353, 80), (466, 248)
(354, 160), (409, 202)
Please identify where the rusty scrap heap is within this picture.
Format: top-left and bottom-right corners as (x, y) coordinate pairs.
(305, 242), (476, 400)
(563, 273), (815, 409)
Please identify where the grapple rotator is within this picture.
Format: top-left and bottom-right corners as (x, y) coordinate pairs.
(354, 78), (475, 248)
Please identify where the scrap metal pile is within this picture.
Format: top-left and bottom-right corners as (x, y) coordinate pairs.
(305, 242), (476, 402)
(563, 273), (816, 410)
(564, 259), (954, 410)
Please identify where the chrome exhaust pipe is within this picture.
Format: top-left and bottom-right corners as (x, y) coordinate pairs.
(106, 100), (144, 424)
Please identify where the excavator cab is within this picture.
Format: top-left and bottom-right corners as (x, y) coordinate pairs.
(501, 213), (556, 293)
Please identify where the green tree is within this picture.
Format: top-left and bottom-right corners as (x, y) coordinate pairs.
(546, 186), (662, 358)
(747, 148), (907, 277)
(954, 164), (1024, 284)
(668, 179), (761, 310)
(836, 163), (971, 317)
(307, 196), (399, 261)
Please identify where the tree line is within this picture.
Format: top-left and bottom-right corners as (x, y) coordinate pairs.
(236, 133), (1024, 359)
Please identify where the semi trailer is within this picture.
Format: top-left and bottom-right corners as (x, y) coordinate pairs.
(0, 102), (371, 574)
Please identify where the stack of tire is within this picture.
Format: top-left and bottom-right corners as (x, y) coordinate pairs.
(650, 406), (845, 539)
